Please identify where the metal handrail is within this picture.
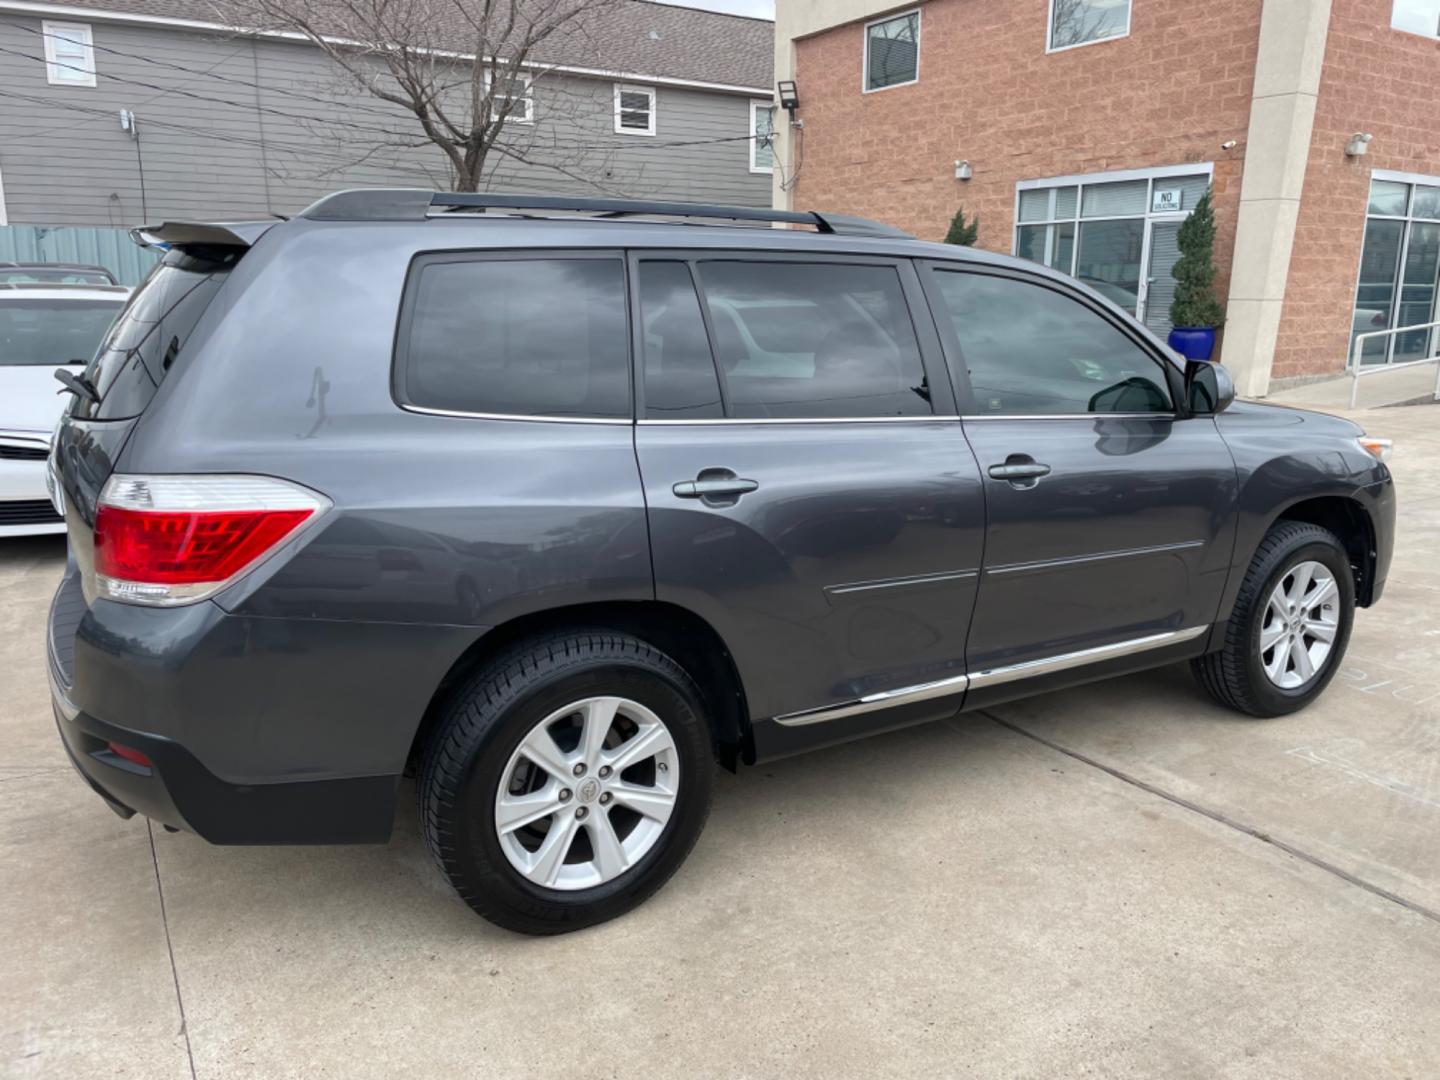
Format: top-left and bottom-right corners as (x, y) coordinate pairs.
(1348, 319), (1440, 408)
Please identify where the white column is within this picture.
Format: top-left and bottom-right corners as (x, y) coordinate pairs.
(1220, 0), (1332, 397)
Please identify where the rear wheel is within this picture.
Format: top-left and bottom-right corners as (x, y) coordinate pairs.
(419, 631), (713, 934)
(1192, 521), (1355, 717)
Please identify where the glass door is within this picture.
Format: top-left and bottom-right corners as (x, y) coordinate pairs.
(1141, 220), (1183, 337)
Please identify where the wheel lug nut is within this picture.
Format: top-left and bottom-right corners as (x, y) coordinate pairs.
(575, 806), (588, 819)
(572, 763), (586, 777)
(599, 792), (612, 805)
(598, 765), (611, 779)
(559, 789), (571, 802)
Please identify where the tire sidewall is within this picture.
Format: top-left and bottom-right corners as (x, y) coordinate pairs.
(1240, 536), (1355, 713)
(448, 657), (712, 929)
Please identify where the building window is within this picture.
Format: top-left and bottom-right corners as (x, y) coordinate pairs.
(1047, 0), (1131, 52)
(750, 101), (775, 173)
(42, 21), (96, 86)
(1352, 173), (1440, 366)
(614, 84), (656, 136)
(485, 69), (533, 123)
(1392, 0), (1440, 38)
(864, 10), (919, 92)
(1014, 165), (1212, 337)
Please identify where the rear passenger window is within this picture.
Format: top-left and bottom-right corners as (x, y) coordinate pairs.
(638, 262), (723, 419)
(697, 262), (931, 419)
(931, 270), (1171, 415)
(397, 256), (630, 419)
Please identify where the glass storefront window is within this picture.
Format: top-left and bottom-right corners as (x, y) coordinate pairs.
(1013, 168), (1210, 332)
(1352, 176), (1440, 365)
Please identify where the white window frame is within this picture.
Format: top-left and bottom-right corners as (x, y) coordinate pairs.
(749, 99), (776, 174)
(862, 9), (921, 94)
(1045, 0), (1133, 55)
(484, 69), (533, 124)
(613, 83), (656, 136)
(42, 20), (96, 87)
(1390, 0), (1440, 39)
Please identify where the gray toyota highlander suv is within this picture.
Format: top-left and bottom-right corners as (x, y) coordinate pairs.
(47, 190), (1395, 934)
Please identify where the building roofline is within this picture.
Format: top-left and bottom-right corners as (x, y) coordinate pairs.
(0, 0), (774, 96)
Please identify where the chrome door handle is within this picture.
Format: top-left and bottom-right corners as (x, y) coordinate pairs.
(988, 456), (1051, 489)
(673, 470), (758, 506)
(673, 478), (758, 498)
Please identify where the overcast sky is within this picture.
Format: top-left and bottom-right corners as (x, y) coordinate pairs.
(665, 0), (775, 18)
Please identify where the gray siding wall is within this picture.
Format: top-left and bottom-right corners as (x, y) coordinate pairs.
(0, 15), (771, 226)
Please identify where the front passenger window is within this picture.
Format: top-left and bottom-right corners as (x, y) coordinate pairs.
(932, 270), (1171, 415)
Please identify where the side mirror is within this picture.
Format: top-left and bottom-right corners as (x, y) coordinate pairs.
(1185, 360), (1235, 416)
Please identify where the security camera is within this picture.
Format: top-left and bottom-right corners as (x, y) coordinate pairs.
(1345, 133), (1373, 157)
(1220, 139), (1237, 150)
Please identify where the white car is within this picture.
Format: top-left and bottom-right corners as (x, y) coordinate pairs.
(1, 282), (129, 536)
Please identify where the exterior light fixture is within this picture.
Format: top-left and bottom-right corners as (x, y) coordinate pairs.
(954, 160), (973, 181)
(1345, 133), (1372, 157)
(777, 80), (800, 122)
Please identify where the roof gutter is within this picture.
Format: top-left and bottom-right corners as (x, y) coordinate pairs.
(0, 0), (774, 96)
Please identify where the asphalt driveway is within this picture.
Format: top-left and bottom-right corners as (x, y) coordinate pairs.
(4, 403), (1438, 1078)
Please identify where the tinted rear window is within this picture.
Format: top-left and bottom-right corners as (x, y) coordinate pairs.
(395, 255), (630, 419)
(0, 299), (123, 367)
(73, 248), (235, 421)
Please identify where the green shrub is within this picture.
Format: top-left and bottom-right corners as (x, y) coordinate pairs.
(1169, 190), (1226, 328)
(944, 206), (979, 246)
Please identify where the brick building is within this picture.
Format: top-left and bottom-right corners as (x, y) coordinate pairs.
(769, 0), (1440, 396)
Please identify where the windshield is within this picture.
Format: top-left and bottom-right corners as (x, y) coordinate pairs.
(0, 299), (125, 367)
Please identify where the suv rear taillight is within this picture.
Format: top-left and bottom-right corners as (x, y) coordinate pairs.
(94, 475), (330, 606)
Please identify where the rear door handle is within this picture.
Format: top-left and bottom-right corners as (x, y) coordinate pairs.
(673, 476), (759, 500)
(988, 456), (1051, 488)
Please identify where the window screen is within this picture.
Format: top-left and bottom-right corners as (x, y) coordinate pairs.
(698, 261), (931, 419)
(398, 257), (630, 419)
(932, 271), (1171, 416)
(639, 262), (723, 419)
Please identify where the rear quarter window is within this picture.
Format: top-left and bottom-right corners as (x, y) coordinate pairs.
(393, 254), (630, 420)
(73, 247), (236, 421)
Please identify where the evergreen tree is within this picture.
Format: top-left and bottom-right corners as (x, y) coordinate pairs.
(1169, 190), (1226, 328)
(944, 206), (979, 246)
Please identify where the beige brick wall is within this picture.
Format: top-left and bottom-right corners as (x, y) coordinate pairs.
(1271, 0), (1440, 380)
(792, 0), (1263, 323)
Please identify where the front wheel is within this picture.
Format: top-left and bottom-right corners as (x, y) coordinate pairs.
(1192, 521), (1355, 717)
(419, 631), (714, 935)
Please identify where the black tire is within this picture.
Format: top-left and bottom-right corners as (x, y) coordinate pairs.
(418, 630), (714, 935)
(1191, 521), (1355, 718)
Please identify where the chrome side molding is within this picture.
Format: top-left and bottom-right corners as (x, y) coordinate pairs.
(772, 672), (970, 727)
(968, 626), (1208, 688)
(770, 625), (1207, 728)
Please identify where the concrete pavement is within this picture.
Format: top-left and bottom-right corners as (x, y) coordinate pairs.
(3, 403), (1437, 1078)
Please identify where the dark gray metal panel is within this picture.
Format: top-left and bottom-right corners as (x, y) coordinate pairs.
(636, 419), (985, 720)
(1210, 400), (1394, 626)
(959, 415), (1238, 671)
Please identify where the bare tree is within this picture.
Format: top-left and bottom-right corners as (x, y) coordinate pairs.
(214, 0), (623, 191)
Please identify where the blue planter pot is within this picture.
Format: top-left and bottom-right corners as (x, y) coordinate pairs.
(1168, 326), (1216, 361)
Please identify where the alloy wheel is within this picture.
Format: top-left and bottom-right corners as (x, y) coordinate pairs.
(494, 697), (679, 891)
(1258, 560), (1339, 690)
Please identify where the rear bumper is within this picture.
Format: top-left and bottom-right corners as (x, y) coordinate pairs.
(46, 568), (477, 845)
(50, 664), (399, 843)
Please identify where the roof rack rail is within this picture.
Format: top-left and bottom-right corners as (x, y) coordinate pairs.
(299, 189), (913, 239)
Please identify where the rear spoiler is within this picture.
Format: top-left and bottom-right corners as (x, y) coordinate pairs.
(129, 221), (275, 250)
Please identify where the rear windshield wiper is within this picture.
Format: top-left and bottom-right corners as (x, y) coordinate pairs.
(54, 367), (100, 405)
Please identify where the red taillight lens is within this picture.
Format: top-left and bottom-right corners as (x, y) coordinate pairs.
(93, 475), (329, 605)
(107, 741), (153, 768)
(96, 506), (312, 584)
